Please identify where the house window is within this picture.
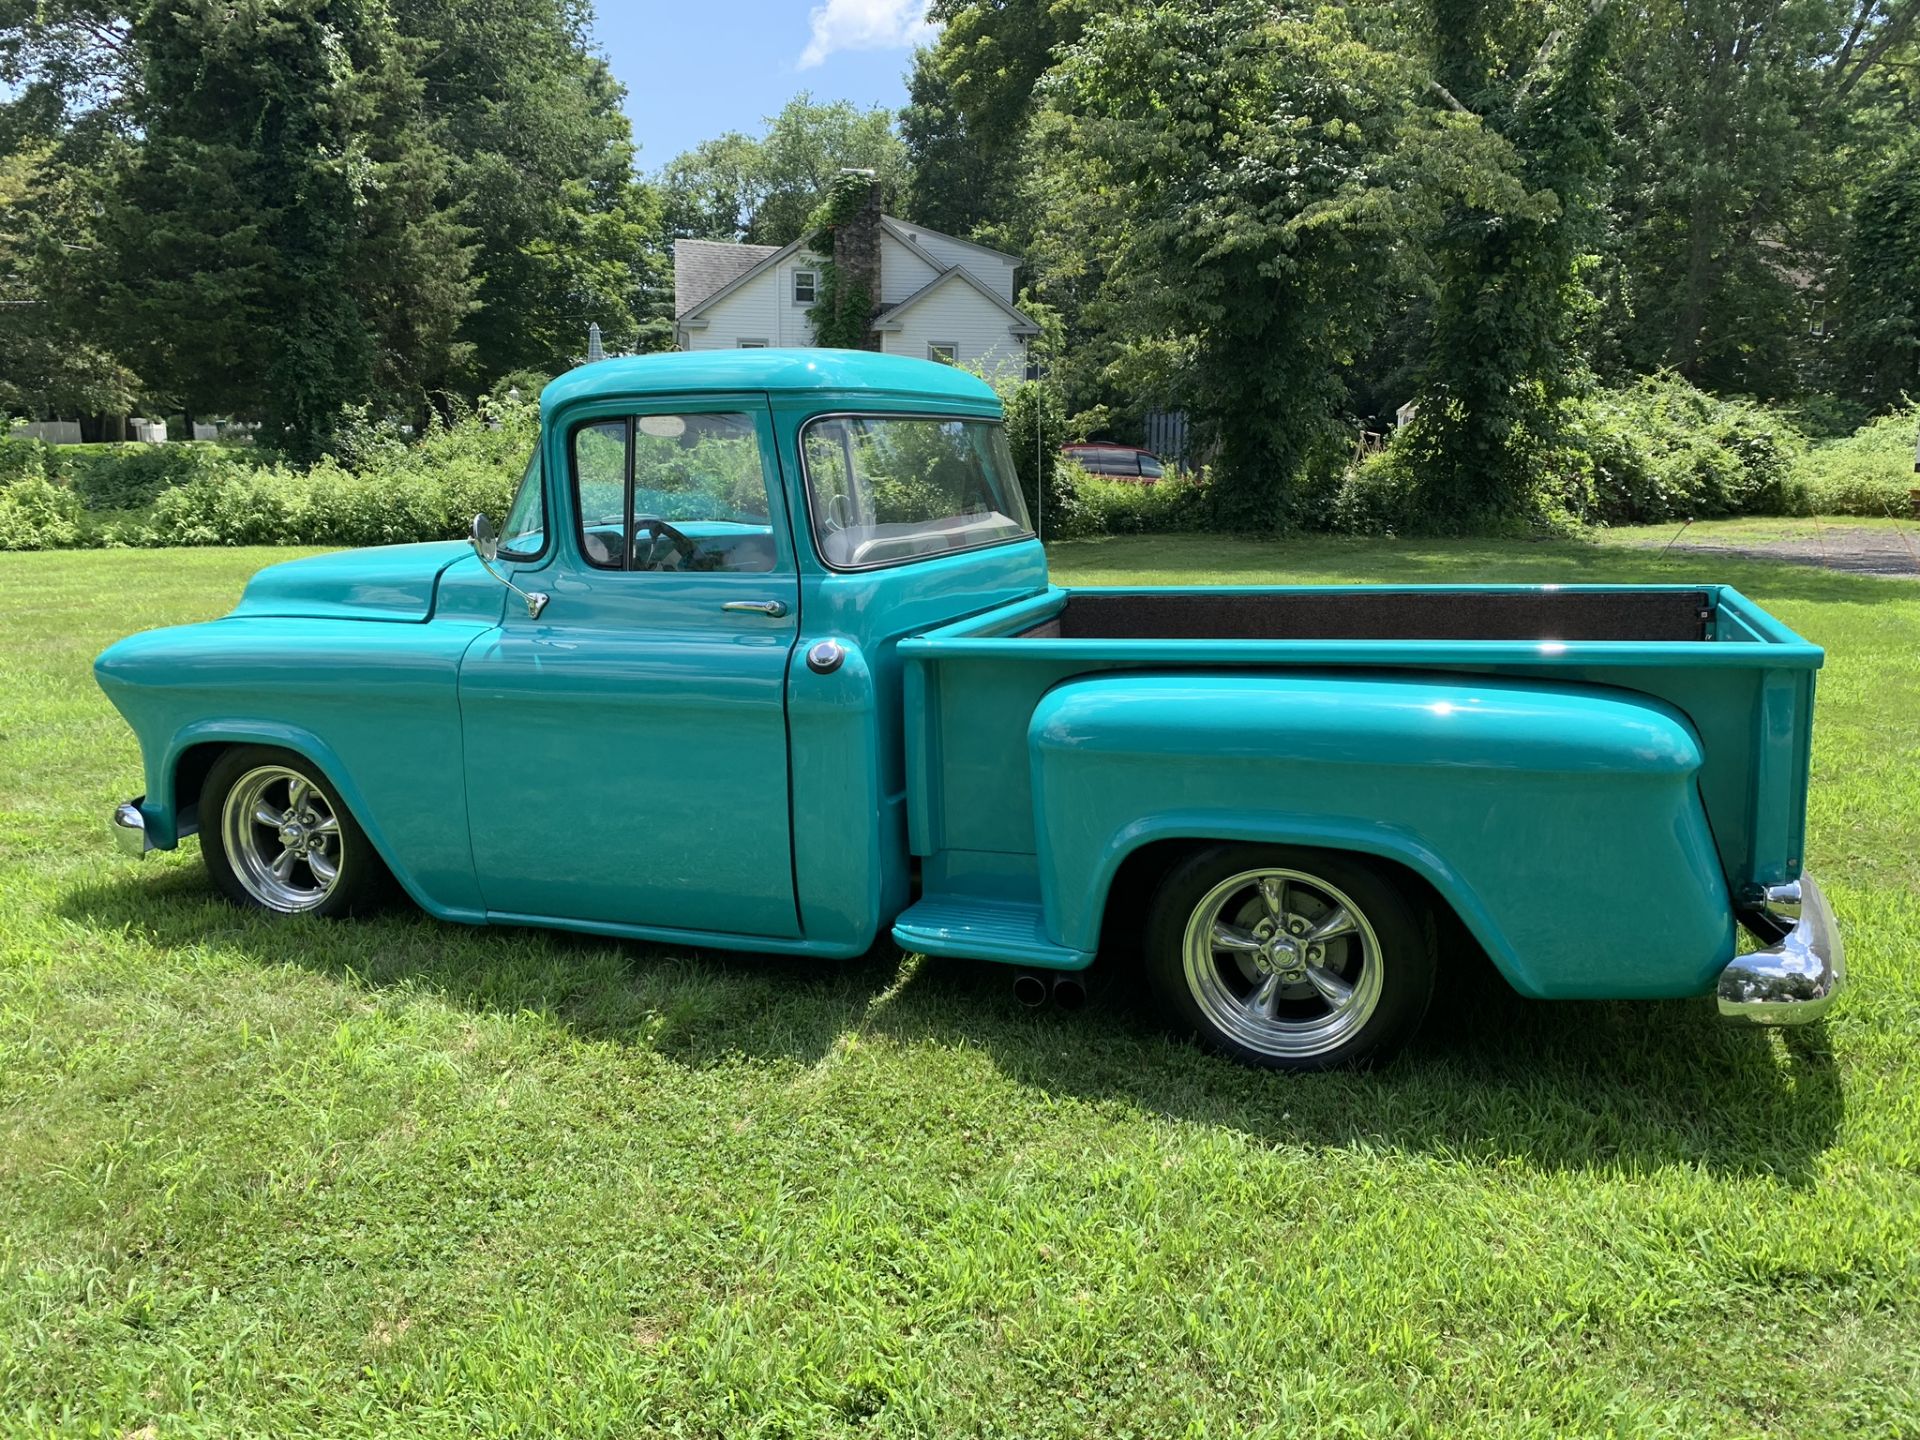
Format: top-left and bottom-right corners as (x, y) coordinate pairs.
(927, 342), (958, 365)
(793, 270), (817, 305)
(737, 339), (767, 349)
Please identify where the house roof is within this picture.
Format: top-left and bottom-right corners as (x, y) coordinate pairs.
(673, 238), (781, 318)
(540, 348), (1001, 419)
(878, 216), (1022, 266)
(873, 266), (1040, 335)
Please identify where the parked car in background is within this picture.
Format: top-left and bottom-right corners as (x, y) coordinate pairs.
(1061, 442), (1167, 482)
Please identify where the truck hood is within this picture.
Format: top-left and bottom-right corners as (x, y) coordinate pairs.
(228, 540), (474, 623)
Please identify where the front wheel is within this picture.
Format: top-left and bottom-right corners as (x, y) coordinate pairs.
(199, 746), (390, 917)
(1143, 845), (1434, 1071)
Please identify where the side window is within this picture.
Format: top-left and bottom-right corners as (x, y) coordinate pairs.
(1138, 455), (1164, 479)
(572, 412), (779, 574)
(792, 270), (817, 304)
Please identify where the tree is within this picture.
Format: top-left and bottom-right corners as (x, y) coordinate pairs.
(1840, 152), (1920, 408)
(1598, 0), (1917, 399)
(659, 94), (908, 245)
(1, 2), (147, 423)
(1034, 0), (1420, 531)
(390, 0), (670, 373)
(98, 0), (475, 459)
(1399, 0), (1616, 531)
(0, 140), (140, 420)
(902, 0), (1090, 246)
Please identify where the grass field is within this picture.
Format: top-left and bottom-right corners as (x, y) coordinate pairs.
(3, 530), (1918, 1437)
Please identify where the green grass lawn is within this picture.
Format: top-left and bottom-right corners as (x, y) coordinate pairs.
(3, 535), (1918, 1437)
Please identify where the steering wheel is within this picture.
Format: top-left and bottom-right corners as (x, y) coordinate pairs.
(630, 515), (701, 571)
(821, 493), (854, 534)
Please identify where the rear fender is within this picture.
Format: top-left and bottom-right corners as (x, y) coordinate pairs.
(1029, 672), (1737, 1000)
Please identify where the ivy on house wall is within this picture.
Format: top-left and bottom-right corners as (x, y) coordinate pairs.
(805, 173), (878, 350)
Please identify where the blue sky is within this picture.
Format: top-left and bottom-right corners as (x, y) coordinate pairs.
(591, 1), (932, 172)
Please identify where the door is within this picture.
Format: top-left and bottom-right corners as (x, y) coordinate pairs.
(459, 397), (803, 937)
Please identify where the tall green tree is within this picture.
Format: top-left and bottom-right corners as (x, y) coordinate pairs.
(0, 139), (141, 421)
(1400, 0), (1616, 531)
(391, 0), (668, 372)
(902, 0), (1089, 246)
(99, 0), (475, 459)
(1841, 151), (1920, 407)
(1601, 0), (1915, 398)
(1034, 0), (1419, 531)
(659, 93), (907, 245)
(1, 2), (147, 422)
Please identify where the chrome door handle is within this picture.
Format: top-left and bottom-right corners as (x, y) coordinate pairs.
(722, 599), (789, 618)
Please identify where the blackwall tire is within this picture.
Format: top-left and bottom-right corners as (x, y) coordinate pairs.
(1143, 844), (1434, 1071)
(198, 746), (391, 918)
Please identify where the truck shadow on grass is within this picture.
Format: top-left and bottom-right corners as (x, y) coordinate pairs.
(62, 868), (1843, 1188)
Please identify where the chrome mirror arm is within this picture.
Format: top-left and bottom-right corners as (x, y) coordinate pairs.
(468, 513), (549, 619)
(475, 553), (550, 619)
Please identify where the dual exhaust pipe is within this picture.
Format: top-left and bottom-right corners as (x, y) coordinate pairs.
(1013, 970), (1087, 1012)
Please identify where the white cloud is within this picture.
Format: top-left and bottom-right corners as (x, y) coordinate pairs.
(797, 0), (936, 69)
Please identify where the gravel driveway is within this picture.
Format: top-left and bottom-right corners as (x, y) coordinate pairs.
(1633, 523), (1920, 580)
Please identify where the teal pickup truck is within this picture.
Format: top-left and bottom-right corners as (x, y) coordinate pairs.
(97, 350), (1843, 1070)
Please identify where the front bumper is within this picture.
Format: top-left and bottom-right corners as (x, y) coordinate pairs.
(1718, 875), (1845, 1025)
(113, 797), (153, 856)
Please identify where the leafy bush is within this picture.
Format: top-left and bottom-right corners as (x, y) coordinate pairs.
(0, 474), (84, 550)
(1329, 446), (1416, 535)
(1331, 374), (1817, 534)
(1058, 466), (1208, 537)
(0, 437), (255, 510)
(1794, 403), (1920, 518)
(0, 398), (537, 551)
(1565, 375), (1807, 524)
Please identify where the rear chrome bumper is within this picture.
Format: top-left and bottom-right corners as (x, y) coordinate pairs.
(112, 797), (152, 856)
(1719, 875), (1844, 1025)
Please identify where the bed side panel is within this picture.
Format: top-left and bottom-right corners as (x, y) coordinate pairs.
(1027, 672), (1737, 999)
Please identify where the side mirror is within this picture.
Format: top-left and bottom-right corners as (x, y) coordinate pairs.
(467, 512), (548, 620)
(470, 512), (500, 563)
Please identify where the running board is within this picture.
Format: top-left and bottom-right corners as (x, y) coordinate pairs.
(892, 895), (1092, 970)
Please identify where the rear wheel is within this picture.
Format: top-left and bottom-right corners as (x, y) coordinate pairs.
(1143, 845), (1433, 1070)
(199, 746), (389, 917)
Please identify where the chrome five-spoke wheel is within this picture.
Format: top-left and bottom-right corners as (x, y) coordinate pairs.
(1182, 867), (1384, 1059)
(1145, 845), (1434, 1070)
(221, 765), (343, 912)
(199, 746), (388, 918)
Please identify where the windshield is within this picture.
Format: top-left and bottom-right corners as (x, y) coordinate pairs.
(801, 414), (1033, 570)
(498, 440), (545, 559)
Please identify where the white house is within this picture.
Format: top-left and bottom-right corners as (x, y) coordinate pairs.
(672, 184), (1038, 376)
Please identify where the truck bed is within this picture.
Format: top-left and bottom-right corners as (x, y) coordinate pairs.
(892, 583), (1823, 970)
(1018, 587), (1714, 642)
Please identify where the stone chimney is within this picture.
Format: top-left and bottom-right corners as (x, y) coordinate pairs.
(832, 172), (885, 351)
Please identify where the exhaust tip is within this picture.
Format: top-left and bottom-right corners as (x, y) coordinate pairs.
(1050, 974), (1088, 1012)
(1012, 972), (1048, 1008)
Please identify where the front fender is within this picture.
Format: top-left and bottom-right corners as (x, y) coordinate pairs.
(95, 615), (492, 920)
(1028, 672), (1737, 1000)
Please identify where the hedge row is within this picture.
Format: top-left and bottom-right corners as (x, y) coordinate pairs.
(2, 382), (1912, 552)
(1332, 377), (1918, 534)
(0, 406), (530, 552)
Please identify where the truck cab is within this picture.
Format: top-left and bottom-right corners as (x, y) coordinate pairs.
(97, 350), (1843, 1070)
